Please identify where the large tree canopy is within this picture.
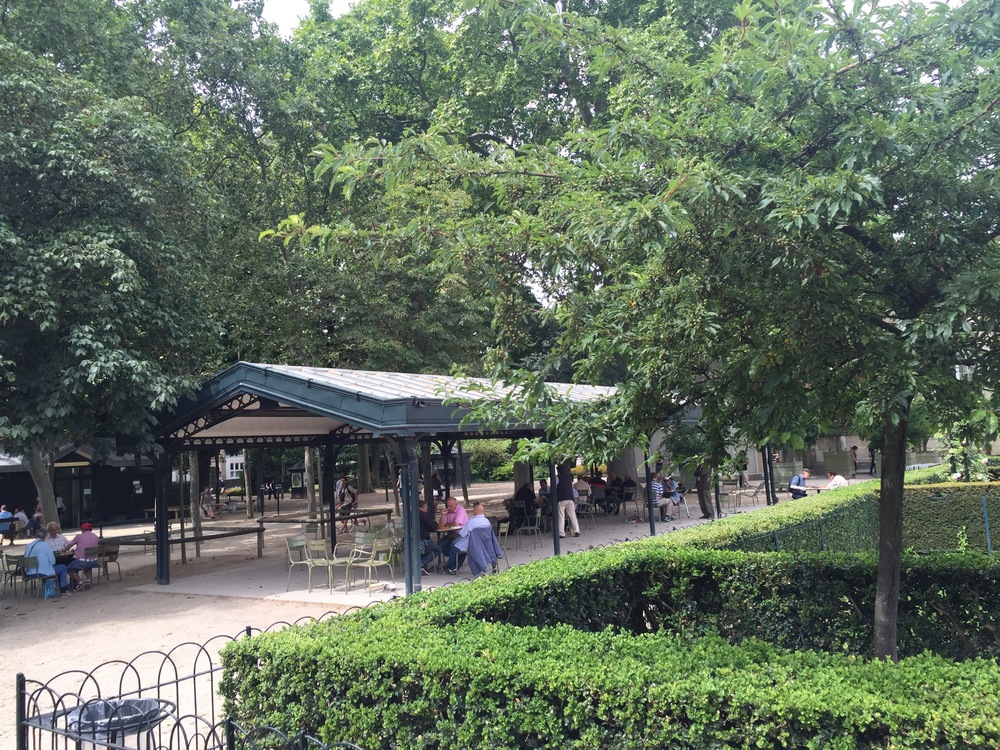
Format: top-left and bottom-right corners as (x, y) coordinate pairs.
(310, 0), (1000, 658)
(0, 40), (218, 516)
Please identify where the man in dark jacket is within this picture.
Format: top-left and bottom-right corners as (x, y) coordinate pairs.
(418, 498), (443, 574)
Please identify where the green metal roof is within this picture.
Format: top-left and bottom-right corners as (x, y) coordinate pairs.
(156, 362), (616, 450)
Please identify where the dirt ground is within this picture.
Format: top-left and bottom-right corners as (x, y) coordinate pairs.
(0, 477), (823, 749)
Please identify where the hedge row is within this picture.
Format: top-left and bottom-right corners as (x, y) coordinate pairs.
(902, 482), (1000, 553)
(220, 467), (1000, 745)
(221, 619), (1000, 749)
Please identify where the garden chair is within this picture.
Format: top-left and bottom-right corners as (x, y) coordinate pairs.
(97, 543), (121, 582)
(514, 509), (542, 550)
(345, 535), (395, 592)
(304, 539), (336, 593)
(575, 499), (596, 530)
(284, 535), (309, 591)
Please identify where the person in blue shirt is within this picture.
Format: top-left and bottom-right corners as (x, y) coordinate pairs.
(789, 468), (811, 500)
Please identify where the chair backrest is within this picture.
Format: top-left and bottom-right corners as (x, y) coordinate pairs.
(305, 539), (330, 561)
(622, 483), (636, 501)
(0, 517), (13, 534)
(286, 536), (307, 562)
(81, 545), (100, 561)
(99, 543), (120, 562)
(590, 485), (607, 501)
(21, 555), (37, 576)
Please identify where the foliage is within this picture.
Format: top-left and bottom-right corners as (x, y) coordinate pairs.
(225, 619), (1000, 749)
(464, 438), (514, 482)
(0, 41), (217, 456)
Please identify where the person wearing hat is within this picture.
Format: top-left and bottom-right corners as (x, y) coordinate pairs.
(789, 468), (811, 499)
(65, 522), (101, 590)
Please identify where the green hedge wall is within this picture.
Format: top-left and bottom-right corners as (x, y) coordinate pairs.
(902, 482), (1000, 552)
(221, 619), (1000, 749)
(220, 466), (1000, 746)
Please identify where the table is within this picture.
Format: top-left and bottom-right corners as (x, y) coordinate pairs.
(143, 506), (187, 521)
(434, 524), (462, 539)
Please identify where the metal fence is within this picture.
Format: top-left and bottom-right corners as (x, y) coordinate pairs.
(15, 609), (374, 750)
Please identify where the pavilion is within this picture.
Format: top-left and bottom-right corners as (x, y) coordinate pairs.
(151, 362), (616, 594)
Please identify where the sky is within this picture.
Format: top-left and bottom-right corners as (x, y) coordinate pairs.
(262, 0), (354, 36)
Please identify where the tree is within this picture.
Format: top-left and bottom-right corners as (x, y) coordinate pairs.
(309, 0), (1000, 660)
(0, 41), (217, 521)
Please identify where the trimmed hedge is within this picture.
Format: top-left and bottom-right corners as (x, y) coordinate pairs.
(903, 482), (1000, 553)
(220, 467), (1000, 746)
(222, 620), (1000, 749)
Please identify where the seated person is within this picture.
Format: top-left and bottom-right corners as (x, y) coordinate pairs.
(508, 483), (537, 529)
(14, 506), (33, 536)
(418, 498), (443, 573)
(0, 505), (16, 545)
(588, 472), (609, 512)
(606, 471), (624, 514)
(661, 475), (680, 522)
(535, 479), (553, 515)
(24, 527), (70, 595)
(438, 496), (468, 558)
(789, 469), (811, 500)
(199, 486), (216, 519)
(621, 477), (637, 510)
(446, 502), (492, 574)
(44, 522), (69, 553)
(65, 522), (101, 590)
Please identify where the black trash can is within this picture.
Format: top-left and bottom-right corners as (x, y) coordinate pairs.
(64, 698), (175, 749)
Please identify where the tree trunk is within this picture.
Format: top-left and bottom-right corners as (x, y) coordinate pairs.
(358, 444), (373, 493)
(305, 447), (317, 516)
(24, 448), (57, 527)
(189, 451), (202, 558)
(874, 403), (910, 661)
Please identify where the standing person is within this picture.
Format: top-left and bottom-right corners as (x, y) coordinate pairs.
(851, 446), (859, 477)
(789, 468), (811, 499)
(556, 464), (581, 538)
(55, 493), (65, 524)
(431, 470), (444, 500)
(868, 446), (877, 476)
(694, 466), (714, 518)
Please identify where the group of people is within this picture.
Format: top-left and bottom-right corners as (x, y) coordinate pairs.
(22, 521), (102, 596)
(417, 495), (501, 575)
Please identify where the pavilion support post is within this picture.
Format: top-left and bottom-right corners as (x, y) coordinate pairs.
(549, 462), (560, 555)
(390, 437), (420, 595)
(420, 440), (433, 507)
(153, 450), (174, 585)
(323, 445), (337, 550)
(644, 451), (656, 537)
(457, 440), (470, 505)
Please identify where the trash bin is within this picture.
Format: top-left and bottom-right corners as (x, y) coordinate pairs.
(64, 698), (175, 749)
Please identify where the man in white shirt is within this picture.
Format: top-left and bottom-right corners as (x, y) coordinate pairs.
(826, 471), (850, 490)
(44, 522), (69, 553)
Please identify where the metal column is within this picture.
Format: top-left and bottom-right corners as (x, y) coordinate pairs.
(154, 451), (174, 585)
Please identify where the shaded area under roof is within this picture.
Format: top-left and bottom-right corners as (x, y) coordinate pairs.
(155, 362), (617, 449)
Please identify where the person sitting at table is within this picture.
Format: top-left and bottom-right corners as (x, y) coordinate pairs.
(438, 496), (468, 559)
(65, 522), (101, 590)
(446, 502), (492, 574)
(789, 468), (811, 499)
(826, 470), (849, 490)
(25, 527), (71, 596)
(44, 522), (69, 553)
(606, 471), (624, 514)
(418, 498), (443, 574)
